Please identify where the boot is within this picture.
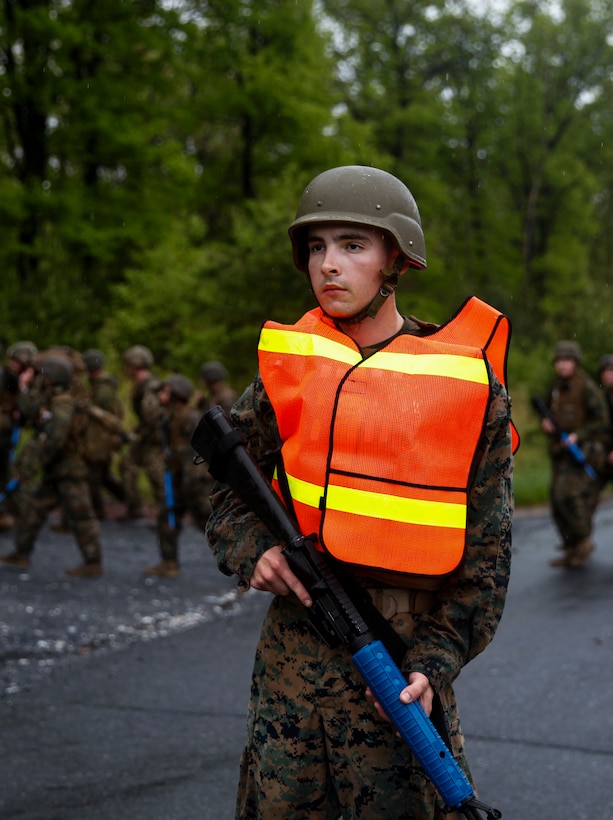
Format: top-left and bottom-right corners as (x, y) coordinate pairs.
(144, 559), (180, 578)
(0, 551), (30, 568)
(549, 552), (572, 568)
(0, 512), (15, 531)
(65, 561), (103, 578)
(567, 538), (594, 568)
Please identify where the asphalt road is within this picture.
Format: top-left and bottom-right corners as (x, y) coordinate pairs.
(1, 498), (613, 820)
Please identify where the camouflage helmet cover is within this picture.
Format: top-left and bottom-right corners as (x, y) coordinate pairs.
(200, 360), (227, 383)
(82, 348), (106, 371)
(123, 345), (154, 369)
(7, 340), (38, 367)
(553, 340), (582, 363)
(599, 354), (613, 373)
(288, 165), (427, 273)
(38, 356), (74, 389)
(162, 373), (194, 402)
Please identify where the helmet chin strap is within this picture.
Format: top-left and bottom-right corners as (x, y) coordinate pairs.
(321, 254), (406, 327)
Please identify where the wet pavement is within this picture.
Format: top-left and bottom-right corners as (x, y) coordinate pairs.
(1, 498), (613, 819)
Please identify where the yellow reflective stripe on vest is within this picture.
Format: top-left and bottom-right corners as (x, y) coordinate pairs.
(274, 468), (324, 510)
(328, 485), (465, 528)
(260, 327), (488, 385)
(283, 470), (465, 530)
(260, 327), (360, 366)
(360, 352), (489, 384)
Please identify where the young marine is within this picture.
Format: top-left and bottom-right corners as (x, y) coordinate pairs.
(540, 341), (607, 568)
(0, 357), (104, 577)
(206, 166), (515, 819)
(149, 373), (212, 577)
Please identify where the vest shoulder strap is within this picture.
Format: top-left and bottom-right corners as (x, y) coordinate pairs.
(432, 296), (519, 453)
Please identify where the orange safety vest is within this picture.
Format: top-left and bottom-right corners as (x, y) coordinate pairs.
(258, 296), (515, 578)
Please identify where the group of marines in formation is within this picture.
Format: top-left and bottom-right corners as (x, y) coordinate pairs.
(0, 341), (237, 578)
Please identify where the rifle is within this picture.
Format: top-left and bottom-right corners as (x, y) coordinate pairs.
(531, 394), (598, 479)
(8, 423), (20, 465)
(0, 478), (20, 505)
(160, 419), (176, 530)
(191, 405), (501, 820)
(0, 424), (22, 507)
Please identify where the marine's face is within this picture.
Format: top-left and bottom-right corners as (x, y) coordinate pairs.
(306, 223), (397, 319)
(554, 357), (577, 379)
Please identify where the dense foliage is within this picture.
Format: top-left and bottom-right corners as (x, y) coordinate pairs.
(1, 0), (613, 398)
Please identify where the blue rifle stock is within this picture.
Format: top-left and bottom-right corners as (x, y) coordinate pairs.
(161, 419), (176, 530)
(0, 425), (21, 505)
(191, 405), (501, 820)
(0, 478), (20, 505)
(9, 423), (21, 465)
(531, 394), (598, 479)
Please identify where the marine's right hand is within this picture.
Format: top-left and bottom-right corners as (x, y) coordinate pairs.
(250, 545), (313, 608)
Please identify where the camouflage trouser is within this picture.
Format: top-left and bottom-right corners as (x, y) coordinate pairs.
(157, 467), (212, 562)
(14, 477), (101, 562)
(550, 458), (601, 546)
(237, 595), (470, 820)
(119, 441), (165, 513)
(0, 443), (9, 486)
(0, 443), (13, 514)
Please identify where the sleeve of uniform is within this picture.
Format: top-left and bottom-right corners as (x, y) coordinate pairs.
(576, 378), (608, 443)
(401, 372), (514, 694)
(17, 398), (75, 479)
(139, 388), (164, 432)
(205, 374), (280, 587)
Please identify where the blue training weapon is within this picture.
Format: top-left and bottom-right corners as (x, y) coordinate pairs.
(191, 405), (502, 820)
(8, 423), (21, 465)
(531, 394), (598, 479)
(0, 423), (22, 504)
(0, 478), (20, 505)
(161, 419), (176, 530)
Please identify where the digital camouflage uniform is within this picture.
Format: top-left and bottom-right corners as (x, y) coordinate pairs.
(0, 342), (38, 524)
(206, 318), (514, 820)
(598, 356), (613, 484)
(195, 362), (239, 513)
(161, 398), (212, 561)
(120, 372), (164, 516)
(87, 370), (126, 517)
(545, 367), (607, 563)
(0, 365), (21, 514)
(10, 386), (102, 568)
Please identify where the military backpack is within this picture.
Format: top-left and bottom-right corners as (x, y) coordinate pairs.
(75, 401), (128, 464)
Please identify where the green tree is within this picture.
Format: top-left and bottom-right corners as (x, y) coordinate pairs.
(105, 0), (378, 381)
(319, 0), (513, 320)
(490, 0), (613, 343)
(0, 0), (195, 347)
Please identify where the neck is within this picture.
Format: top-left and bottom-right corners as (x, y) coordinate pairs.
(335, 299), (404, 347)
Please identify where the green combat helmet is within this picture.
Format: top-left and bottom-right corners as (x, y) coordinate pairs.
(553, 340), (583, 363)
(200, 361), (227, 384)
(288, 166), (426, 323)
(123, 345), (154, 369)
(38, 356), (74, 390)
(598, 354), (613, 373)
(7, 341), (38, 368)
(82, 349), (106, 372)
(288, 165), (427, 273)
(162, 374), (194, 403)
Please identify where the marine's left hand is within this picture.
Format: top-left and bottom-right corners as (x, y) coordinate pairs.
(366, 671), (434, 720)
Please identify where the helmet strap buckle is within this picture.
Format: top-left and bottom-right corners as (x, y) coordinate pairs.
(363, 254), (404, 319)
